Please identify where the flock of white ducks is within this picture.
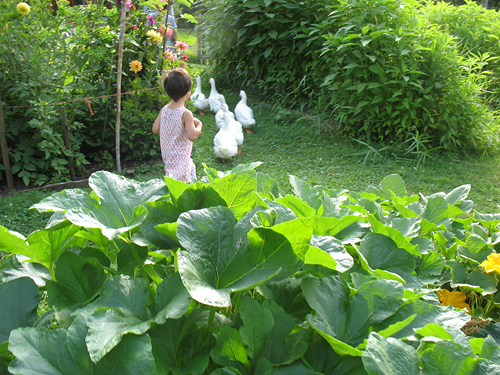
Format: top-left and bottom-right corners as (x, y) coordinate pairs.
(191, 76), (256, 162)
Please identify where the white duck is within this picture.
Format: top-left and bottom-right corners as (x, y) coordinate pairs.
(235, 90), (256, 134)
(190, 76), (203, 101)
(225, 108), (244, 155)
(208, 78), (224, 113)
(215, 98), (235, 129)
(214, 114), (238, 162)
(192, 92), (209, 115)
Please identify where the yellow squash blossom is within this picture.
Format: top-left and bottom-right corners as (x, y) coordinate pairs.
(130, 60), (142, 73)
(146, 30), (163, 45)
(436, 289), (471, 314)
(480, 253), (500, 274)
(17, 2), (30, 15)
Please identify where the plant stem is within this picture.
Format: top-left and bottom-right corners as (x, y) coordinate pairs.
(120, 236), (154, 300)
(207, 306), (216, 331)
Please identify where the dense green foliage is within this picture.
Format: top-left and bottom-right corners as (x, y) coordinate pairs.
(203, 0), (499, 150)
(2, 165), (500, 373)
(423, 1), (500, 110)
(0, 0), (196, 186)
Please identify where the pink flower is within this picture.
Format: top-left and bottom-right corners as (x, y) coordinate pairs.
(180, 63), (186, 68)
(147, 15), (155, 26)
(165, 27), (173, 38)
(164, 51), (174, 60)
(170, 57), (175, 62)
(126, 0), (132, 10)
(174, 41), (188, 51)
(182, 54), (188, 60)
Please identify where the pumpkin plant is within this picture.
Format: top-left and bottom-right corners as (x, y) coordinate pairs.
(1, 163), (500, 374)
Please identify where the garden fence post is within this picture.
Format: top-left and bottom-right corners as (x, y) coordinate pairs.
(115, 1), (127, 172)
(60, 106), (76, 180)
(0, 96), (14, 190)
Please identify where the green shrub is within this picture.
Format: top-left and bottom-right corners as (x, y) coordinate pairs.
(320, 0), (497, 149)
(423, 0), (500, 111)
(203, 0), (499, 150)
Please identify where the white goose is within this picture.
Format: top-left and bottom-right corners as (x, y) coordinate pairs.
(208, 78), (224, 113)
(190, 76), (203, 102)
(214, 113), (238, 162)
(235, 90), (256, 134)
(226, 111), (244, 155)
(192, 92), (209, 115)
(215, 98), (235, 129)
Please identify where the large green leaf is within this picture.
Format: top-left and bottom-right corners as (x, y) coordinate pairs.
(358, 232), (416, 281)
(362, 332), (420, 375)
(275, 195), (316, 218)
(141, 200), (185, 249)
(302, 275), (404, 356)
(208, 170), (259, 220)
(54, 172), (167, 241)
(368, 216), (420, 256)
(177, 207), (303, 307)
(8, 328), (85, 375)
(0, 224), (83, 271)
(379, 174), (407, 199)
(45, 251), (106, 309)
(74, 276), (151, 362)
(239, 296), (307, 366)
(0, 278), (39, 345)
(154, 273), (192, 324)
(93, 334), (154, 375)
(30, 188), (96, 213)
(8, 323), (154, 375)
(210, 326), (252, 374)
(150, 313), (215, 375)
(0, 254), (51, 286)
(305, 235), (353, 272)
(420, 339), (476, 374)
(86, 309), (151, 363)
(256, 277), (310, 322)
(373, 299), (470, 340)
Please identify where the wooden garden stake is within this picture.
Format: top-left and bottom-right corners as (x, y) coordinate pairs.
(0, 97), (14, 190)
(60, 106), (75, 180)
(115, 1), (127, 172)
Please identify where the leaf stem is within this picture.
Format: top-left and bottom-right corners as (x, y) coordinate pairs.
(207, 306), (216, 331)
(119, 236), (154, 301)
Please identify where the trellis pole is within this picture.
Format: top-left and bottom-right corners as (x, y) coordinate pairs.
(115, 1), (127, 172)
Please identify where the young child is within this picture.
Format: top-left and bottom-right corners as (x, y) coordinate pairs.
(152, 68), (203, 182)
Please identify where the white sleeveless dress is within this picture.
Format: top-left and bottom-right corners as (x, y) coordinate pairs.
(159, 106), (196, 182)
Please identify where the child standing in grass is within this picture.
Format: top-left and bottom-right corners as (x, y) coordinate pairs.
(152, 68), (203, 182)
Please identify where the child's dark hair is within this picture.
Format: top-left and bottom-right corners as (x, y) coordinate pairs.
(162, 68), (192, 102)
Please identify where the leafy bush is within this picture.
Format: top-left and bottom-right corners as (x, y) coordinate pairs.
(423, 0), (500, 111)
(1, 163), (500, 373)
(203, 0), (499, 150)
(320, 0), (497, 149)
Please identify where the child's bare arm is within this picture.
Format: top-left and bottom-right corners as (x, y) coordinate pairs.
(184, 110), (203, 141)
(152, 113), (161, 134)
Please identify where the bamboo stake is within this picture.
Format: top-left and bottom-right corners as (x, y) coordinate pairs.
(60, 106), (76, 180)
(0, 96), (14, 190)
(115, 2), (127, 172)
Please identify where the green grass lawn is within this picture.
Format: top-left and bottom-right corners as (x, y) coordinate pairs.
(2, 67), (500, 237)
